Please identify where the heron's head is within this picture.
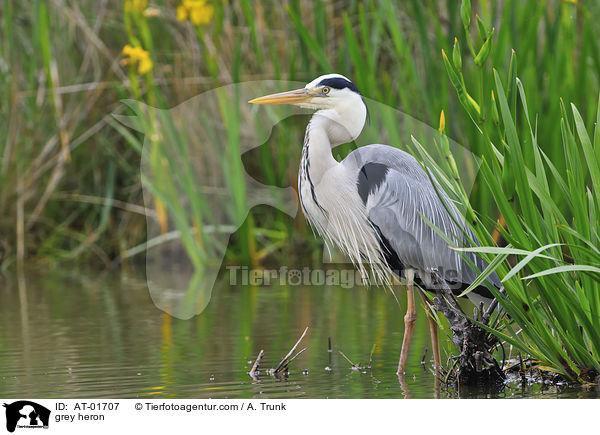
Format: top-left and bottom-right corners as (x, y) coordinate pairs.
(249, 73), (367, 145)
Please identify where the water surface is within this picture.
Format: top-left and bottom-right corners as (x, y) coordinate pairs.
(1, 268), (597, 399)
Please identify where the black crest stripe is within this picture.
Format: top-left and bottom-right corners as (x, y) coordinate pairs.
(317, 77), (360, 94)
(317, 77), (368, 121)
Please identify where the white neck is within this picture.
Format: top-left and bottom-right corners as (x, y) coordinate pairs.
(302, 102), (366, 184)
(302, 115), (339, 185)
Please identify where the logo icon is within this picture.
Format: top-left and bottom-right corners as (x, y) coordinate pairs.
(3, 401), (50, 433)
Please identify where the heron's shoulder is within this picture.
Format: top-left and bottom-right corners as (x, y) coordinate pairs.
(342, 144), (427, 180)
(344, 143), (414, 161)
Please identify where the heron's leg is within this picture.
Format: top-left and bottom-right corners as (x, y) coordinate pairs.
(419, 290), (441, 370)
(397, 269), (417, 374)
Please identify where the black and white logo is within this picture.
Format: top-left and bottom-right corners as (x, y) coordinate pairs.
(3, 401), (50, 433)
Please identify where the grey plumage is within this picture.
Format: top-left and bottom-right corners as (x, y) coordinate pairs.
(342, 144), (501, 300)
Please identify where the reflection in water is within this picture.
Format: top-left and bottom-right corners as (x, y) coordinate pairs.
(0, 267), (598, 399)
(16, 267), (31, 385)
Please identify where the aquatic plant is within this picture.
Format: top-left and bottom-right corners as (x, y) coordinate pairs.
(423, 0), (600, 381)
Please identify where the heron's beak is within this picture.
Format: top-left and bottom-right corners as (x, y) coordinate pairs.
(248, 88), (311, 105)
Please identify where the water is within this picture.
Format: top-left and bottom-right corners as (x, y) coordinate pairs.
(1, 268), (598, 399)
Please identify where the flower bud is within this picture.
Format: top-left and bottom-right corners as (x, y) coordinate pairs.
(461, 0), (471, 28)
(452, 37), (462, 70)
(476, 14), (488, 41)
(474, 28), (494, 67)
(439, 109), (446, 133)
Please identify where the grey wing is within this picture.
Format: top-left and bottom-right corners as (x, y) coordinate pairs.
(342, 144), (501, 291)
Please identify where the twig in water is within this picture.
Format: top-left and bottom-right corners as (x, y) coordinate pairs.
(339, 351), (360, 370)
(325, 337), (333, 371)
(368, 344), (376, 369)
(274, 326), (309, 374)
(444, 357), (460, 385)
(249, 349), (264, 378)
(279, 348), (307, 373)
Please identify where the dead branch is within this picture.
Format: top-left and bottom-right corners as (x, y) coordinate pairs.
(432, 277), (505, 387)
(249, 349), (264, 376)
(274, 326), (309, 374)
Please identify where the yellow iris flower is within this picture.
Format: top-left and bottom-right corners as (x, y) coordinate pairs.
(176, 0), (214, 26)
(121, 45), (153, 75)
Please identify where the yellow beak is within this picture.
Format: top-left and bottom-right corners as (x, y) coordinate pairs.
(248, 88), (311, 105)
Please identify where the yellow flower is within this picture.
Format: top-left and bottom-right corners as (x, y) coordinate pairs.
(176, 4), (188, 21)
(176, 0), (214, 26)
(137, 56), (153, 75)
(121, 44), (153, 75)
(190, 4), (213, 25)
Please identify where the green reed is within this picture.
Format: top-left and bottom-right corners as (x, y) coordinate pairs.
(412, 0), (600, 381)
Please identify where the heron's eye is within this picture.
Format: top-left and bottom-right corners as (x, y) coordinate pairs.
(322, 87), (330, 95)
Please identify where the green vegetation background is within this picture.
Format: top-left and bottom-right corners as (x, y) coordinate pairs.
(1, 0), (597, 268)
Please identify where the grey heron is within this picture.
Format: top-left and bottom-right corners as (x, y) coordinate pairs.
(249, 73), (501, 374)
